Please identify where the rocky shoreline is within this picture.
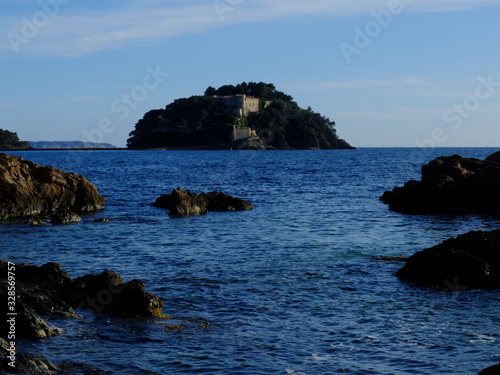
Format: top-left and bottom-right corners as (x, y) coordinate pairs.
(0, 260), (167, 374)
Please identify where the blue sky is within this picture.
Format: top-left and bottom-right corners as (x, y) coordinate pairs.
(1, 0), (500, 147)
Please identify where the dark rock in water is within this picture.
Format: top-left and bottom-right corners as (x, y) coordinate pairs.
(0, 338), (60, 375)
(153, 187), (253, 216)
(485, 151), (500, 163)
(0, 260), (167, 341)
(76, 270), (124, 294)
(92, 217), (110, 223)
(50, 211), (82, 225)
(153, 187), (210, 216)
(105, 279), (165, 318)
(205, 191), (254, 211)
(380, 152), (500, 214)
(76, 271), (165, 318)
(0, 153), (105, 220)
(12, 297), (64, 338)
(479, 362), (500, 374)
(1, 279), (64, 339)
(0, 261), (166, 375)
(396, 230), (500, 289)
(0, 261), (77, 339)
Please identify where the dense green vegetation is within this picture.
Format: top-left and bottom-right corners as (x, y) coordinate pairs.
(0, 129), (32, 150)
(127, 82), (353, 149)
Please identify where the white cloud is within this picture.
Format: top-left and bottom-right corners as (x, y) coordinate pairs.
(1, 0), (499, 56)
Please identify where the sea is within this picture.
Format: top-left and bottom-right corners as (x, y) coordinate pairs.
(2, 148), (500, 375)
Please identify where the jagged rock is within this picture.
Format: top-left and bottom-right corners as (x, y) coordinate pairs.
(75, 271), (165, 318)
(0, 260), (166, 342)
(153, 187), (253, 216)
(396, 230), (500, 289)
(0, 261), (166, 375)
(205, 191), (254, 211)
(380, 152), (500, 214)
(479, 362), (500, 374)
(0, 153), (105, 220)
(13, 298), (63, 339)
(50, 211), (82, 225)
(0, 338), (60, 375)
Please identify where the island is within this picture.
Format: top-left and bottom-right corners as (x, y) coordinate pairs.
(0, 129), (32, 150)
(127, 82), (354, 150)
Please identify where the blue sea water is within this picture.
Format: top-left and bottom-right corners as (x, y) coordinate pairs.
(1, 148), (500, 375)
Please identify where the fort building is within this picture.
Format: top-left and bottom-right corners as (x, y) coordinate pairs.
(215, 94), (269, 117)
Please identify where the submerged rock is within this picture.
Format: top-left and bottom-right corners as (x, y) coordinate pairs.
(0, 153), (105, 220)
(380, 152), (500, 214)
(396, 230), (500, 289)
(50, 211), (82, 225)
(153, 187), (254, 216)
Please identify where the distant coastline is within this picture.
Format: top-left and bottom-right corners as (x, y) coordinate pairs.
(2, 147), (128, 151)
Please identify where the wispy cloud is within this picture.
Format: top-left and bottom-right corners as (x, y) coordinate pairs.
(1, 0), (499, 56)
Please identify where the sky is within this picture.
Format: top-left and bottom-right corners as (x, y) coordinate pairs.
(1, 0), (500, 148)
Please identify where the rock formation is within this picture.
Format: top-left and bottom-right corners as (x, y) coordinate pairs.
(76, 271), (165, 318)
(380, 153), (500, 214)
(396, 230), (500, 289)
(479, 362), (500, 374)
(0, 260), (166, 343)
(153, 188), (254, 216)
(0, 260), (166, 374)
(0, 338), (60, 375)
(0, 153), (105, 220)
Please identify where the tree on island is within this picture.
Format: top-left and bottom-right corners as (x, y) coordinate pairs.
(127, 82), (353, 150)
(0, 129), (32, 150)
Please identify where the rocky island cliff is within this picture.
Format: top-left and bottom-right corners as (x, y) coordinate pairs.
(127, 82), (354, 150)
